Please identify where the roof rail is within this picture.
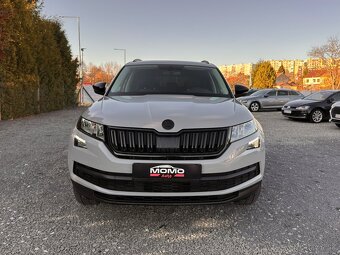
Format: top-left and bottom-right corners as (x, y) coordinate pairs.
(201, 60), (210, 64)
(133, 59), (142, 62)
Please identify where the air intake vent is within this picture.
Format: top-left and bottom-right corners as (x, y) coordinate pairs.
(105, 127), (230, 159)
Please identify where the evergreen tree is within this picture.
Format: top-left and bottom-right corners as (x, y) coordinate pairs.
(252, 61), (276, 89)
(0, 0), (78, 120)
(278, 64), (285, 74)
(303, 62), (309, 77)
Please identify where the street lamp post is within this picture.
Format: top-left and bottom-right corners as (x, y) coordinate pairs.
(59, 15), (83, 104)
(81, 47), (86, 83)
(114, 48), (127, 65)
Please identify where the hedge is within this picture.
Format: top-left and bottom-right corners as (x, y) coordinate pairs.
(0, 0), (78, 120)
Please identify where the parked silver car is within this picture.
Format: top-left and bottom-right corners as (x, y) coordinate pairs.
(238, 89), (304, 112)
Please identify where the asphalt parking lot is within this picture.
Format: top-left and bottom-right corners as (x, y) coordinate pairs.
(0, 108), (339, 255)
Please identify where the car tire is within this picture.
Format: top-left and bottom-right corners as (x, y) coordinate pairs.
(234, 183), (261, 205)
(73, 183), (99, 205)
(249, 102), (260, 112)
(336, 124), (340, 128)
(309, 109), (324, 123)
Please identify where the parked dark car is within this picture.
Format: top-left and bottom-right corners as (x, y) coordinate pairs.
(238, 89), (304, 112)
(330, 102), (340, 128)
(282, 90), (340, 123)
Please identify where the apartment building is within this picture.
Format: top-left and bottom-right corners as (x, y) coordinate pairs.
(220, 58), (327, 77)
(219, 63), (254, 76)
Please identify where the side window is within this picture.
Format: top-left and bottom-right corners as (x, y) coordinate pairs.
(266, 90), (277, 96)
(278, 90), (289, 96)
(289, 91), (299, 96)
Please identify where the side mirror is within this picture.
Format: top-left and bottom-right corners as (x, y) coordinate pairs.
(264, 94), (269, 98)
(327, 98), (334, 104)
(93, 82), (106, 95)
(234, 84), (249, 98)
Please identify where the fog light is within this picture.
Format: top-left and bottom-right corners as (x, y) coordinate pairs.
(74, 135), (87, 148)
(247, 137), (260, 150)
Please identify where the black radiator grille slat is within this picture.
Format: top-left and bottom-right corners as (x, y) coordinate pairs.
(105, 127), (230, 159)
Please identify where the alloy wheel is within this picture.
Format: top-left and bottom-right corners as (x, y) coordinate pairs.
(250, 102), (260, 112)
(311, 110), (323, 123)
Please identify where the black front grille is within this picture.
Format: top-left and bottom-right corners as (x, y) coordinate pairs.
(331, 106), (340, 118)
(105, 127), (230, 159)
(73, 162), (260, 193)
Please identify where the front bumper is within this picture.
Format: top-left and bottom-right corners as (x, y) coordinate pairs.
(281, 108), (310, 119)
(68, 127), (265, 200)
(72, 180), (262, 205)
(239, 101), (251, 108)
(330, 118), (340, 124)
(330, 107), (340, 124)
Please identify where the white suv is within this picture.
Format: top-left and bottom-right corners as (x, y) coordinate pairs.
(68, 60), (265, 205)
(330, 101), (340, 128)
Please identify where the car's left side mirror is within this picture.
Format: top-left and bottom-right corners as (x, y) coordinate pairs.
(93, 82), (106, 95)
(234, 84), (249, 98)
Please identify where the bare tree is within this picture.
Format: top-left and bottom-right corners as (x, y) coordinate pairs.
(309, 36), (340, 90)
(83, 62), (121, 84)
(102, 62), (121, 83)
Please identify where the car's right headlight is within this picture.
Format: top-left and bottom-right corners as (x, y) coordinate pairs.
(78, 117), (105, 141)
(296, 105), (310, 110)
(230, 120), (257, 142)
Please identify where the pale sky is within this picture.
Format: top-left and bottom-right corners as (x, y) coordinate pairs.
(42, 0), (340, 66)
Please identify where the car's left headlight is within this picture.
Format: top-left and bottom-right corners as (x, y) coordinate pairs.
(230, 120), (257, 142)
(296, 105), (310, 110)
(237, 99), (247, 104)
(78, 117), (105, 141)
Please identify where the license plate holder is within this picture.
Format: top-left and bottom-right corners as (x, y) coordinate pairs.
(133, 163), (201, 180)
(284, 110), (292, 114)
(335, 114), (340, 119)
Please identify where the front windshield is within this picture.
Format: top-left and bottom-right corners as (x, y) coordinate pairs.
(304, 91), (334, 101)
(107, 65), (231, 97)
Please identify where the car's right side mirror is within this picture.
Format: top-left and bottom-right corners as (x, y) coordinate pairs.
(234, 84), (249, 98)
(327, 98), (335, 104)
(93, 82), (106, 95)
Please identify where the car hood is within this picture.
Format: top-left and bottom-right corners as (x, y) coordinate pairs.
(284, 99), (317, 107)
(82, 95), (253, 132)
(237, 95), (258, 101)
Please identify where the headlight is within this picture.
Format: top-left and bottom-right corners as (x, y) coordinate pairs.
(296, 105), (310, 110)
(230, 120), (257, 142)
(78, 117), (105, 141)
